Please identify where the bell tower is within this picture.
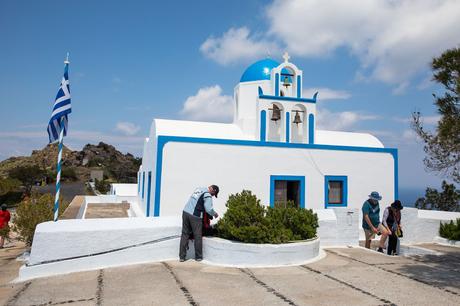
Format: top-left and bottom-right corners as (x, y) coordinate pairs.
(234, 54), (317, 144)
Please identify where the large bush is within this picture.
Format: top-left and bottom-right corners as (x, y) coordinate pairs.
(439, 219), (460, 241)
(12, 193), (68, 246)
(216, 190), (318, 244)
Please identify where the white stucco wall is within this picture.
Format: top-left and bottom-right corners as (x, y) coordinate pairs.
(109, 184), (138, 196)
(157, 142), (395, 216)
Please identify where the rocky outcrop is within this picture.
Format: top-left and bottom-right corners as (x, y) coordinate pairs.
(0, 142), (141, 182)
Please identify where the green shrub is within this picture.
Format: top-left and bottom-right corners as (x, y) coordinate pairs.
(216, 190), (270, 243)
(439, 219), (460, 241)
(266, 202), (318, 243)
(94, 178), (110, 194)
(12, 193), (68, 246)
(216, 190), (318, 244)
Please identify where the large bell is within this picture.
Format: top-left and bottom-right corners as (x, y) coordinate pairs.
(293, 111), (302, 125)
(271, 105), (281, 121)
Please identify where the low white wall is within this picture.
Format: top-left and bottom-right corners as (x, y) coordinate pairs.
(433, 236), (460, 247)
(22, 217), (322, 281)
(203, 237), (320, 267)
(28, 208), (358, 269)
(315, 208), (359, 247)
(29, 217), (182, 266)
(22, 207), (459, 281)
(400, 208), (460, 244)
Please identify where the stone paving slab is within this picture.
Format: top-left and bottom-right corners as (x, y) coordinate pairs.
(102, 262), (188, 306)
(11, 270), (99, 306)
(85, 203), (130, 219)
(167, 260), (286, 306)
(320, 248), (460, 306)
(249, 266), (380, 306)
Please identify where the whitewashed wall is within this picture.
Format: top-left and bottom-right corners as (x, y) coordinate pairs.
(158, 142), (395, 216)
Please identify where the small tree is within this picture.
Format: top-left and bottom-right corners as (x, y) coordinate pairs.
(415, 180), (460, 212)
(412, 47), (460, 183)
(0, 178), (21, 195)
(8, 165), (45, 196)
(12, 193), (68, 246)
(94, 178), (110, 194)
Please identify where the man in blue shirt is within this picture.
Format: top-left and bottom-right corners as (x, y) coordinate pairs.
(362, 191), (389, 252)
(179, 185), (219, 262)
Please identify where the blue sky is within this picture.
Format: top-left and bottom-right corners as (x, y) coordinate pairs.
(1, 0), (459, 195)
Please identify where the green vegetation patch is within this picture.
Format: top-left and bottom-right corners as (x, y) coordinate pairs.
(216, 190), (318, 244)
(439, 218), (460, 241)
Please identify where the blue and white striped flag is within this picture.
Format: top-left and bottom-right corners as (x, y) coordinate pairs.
(47, 61), (71, 143)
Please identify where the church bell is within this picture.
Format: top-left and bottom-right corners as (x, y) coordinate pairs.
(283, 76), (290, 89)
(293, 111), (302, 125)
(270, 105), (281, 121)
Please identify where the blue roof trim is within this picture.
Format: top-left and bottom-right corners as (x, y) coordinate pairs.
(153, 135), (399, 216)
(259, 94), (316, 104)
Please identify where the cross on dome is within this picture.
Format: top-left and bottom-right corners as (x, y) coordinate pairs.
(283, 51), (290, 63)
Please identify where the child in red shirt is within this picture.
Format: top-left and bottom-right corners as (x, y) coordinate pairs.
(0, 204), (11, 248)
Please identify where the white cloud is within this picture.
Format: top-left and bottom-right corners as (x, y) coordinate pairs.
(417, 74), (434, 90)
(200, 27), (280, 65)
(181, 85), (233, 122)
(419, 115), (441, 125)
(317, 108), (379, 131)
(402, 129), (418, 141)
(115, 122), (141, 136)
(264, 0), (460, 86)
(391, 82), (410, 95)
(392, 114), (439, 125)
(303, 88), (351, 100)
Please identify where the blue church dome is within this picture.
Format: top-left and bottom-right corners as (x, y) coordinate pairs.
(240, 59), (280, 83)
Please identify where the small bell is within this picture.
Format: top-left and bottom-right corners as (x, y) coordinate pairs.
(283, 76), (290, 88)
(271, 105), (281, 121)
(293, 111), (302, 125)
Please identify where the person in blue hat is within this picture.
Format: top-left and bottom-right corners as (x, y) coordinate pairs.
(362, 191), (389, 252)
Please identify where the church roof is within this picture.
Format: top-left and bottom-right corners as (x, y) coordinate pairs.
(240, 58), (280, 83)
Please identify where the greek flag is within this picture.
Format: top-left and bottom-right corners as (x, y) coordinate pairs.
(47, 61), (71, 143)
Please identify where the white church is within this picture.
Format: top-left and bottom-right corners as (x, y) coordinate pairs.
(137, 54), (398, 217)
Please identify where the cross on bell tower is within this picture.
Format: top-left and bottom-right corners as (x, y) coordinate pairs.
(283, 51), (290, 63)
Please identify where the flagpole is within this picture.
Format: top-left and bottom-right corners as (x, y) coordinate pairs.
(53, 53), (70, 222)
(53, 117), (65, 221)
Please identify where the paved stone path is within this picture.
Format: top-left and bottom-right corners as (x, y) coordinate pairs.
(1, 244), (459, 306)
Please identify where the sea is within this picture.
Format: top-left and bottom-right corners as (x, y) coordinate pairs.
(398, 187), (427, 208)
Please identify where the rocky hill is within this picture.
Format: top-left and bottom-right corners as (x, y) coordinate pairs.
(0, 142), (141, 183)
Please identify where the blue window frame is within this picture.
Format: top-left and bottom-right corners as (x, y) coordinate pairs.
(270, 175), (305, 208)
(324, 176), (347, 208)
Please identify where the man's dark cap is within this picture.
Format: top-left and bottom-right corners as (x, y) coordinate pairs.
(1, 204), (7, 210)
(210, 185), (219, 198)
